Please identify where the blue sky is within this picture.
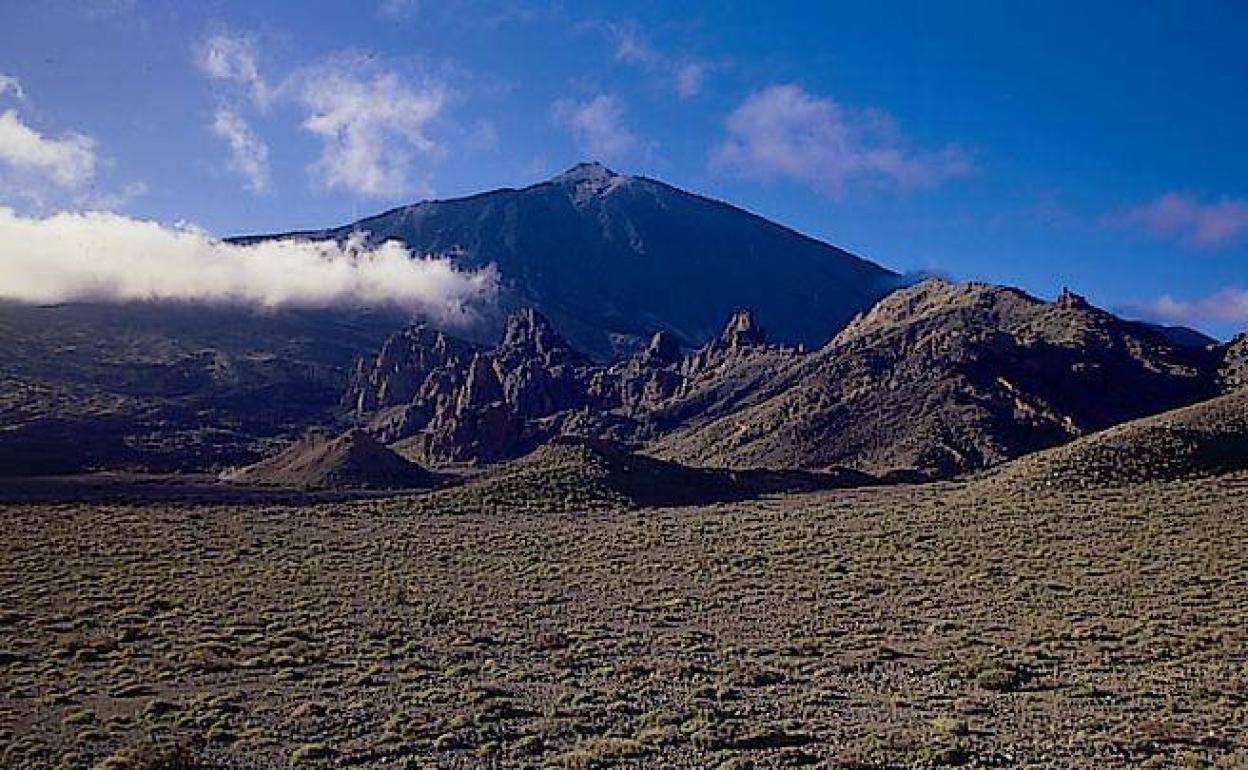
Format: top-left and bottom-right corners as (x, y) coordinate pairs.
(1, 0), (1246, 337)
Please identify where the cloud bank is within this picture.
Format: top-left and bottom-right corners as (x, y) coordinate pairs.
(1112, 192), (1248, 249)
(0, 207), (498, 324)
(712, 84), (971, 195)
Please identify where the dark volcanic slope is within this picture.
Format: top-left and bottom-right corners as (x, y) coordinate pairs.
(246, 163), (897, 357)
(656, 280), (1221, 477)
(0, 302), (404, 475)
(987, 388), (1248, 490)
(224, 429), (437, 489)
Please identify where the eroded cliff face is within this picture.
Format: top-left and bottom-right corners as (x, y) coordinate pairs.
(342, 306), (795, 464)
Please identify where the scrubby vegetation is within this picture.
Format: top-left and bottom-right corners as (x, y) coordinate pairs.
(2, 471), (1246, 768)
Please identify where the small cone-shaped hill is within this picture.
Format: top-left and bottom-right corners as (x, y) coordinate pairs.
(224, 429), (437, 489)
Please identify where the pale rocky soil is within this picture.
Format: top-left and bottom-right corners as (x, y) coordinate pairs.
(2, 473), (1247, 769)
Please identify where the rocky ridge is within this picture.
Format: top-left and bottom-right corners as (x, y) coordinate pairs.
(657, 280), (1222, 477)
(345, 280), (1232, 478)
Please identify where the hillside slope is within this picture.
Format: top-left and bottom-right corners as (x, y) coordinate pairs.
(654, 280), (1221, 477)
(984, 388), (1248, 489)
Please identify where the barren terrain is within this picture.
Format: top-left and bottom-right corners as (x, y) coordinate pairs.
(2, 472), (1246, 769)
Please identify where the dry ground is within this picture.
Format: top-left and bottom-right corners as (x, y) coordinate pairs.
(2, 473), (1246, 769)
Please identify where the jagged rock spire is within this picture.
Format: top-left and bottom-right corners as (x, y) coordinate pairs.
(719, 310), (766, 348)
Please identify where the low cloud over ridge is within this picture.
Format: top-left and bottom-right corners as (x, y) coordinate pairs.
(0, 207), (497, 324)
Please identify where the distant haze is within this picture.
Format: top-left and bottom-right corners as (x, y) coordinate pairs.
(0, 207), (498, 324)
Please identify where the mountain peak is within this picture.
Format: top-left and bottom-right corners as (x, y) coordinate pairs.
(550, 162), (629, 203)
(553, 161), (620, 183)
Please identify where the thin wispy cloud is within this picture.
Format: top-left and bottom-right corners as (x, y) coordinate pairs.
(1111, 192), (1248, 249)
(1125, 287), (1248, 327)
(298, 65), (448, 198)
(196, 32), (272, 108)
(212, 108), (270, 193)
(0, 207), (498, 323)
(581, 20), (712, 99)
(711, 84), (972, 195)
(193, 33), (454, 200)
(552, 94), (639, 162)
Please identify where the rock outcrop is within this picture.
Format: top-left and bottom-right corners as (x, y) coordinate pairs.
(1221, 333), (1248, 392)
(344, 307), (780, 464)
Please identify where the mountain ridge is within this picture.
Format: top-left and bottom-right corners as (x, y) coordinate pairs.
(344, 278), (1234, 479)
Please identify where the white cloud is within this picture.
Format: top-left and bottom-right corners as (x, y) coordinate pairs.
(711, 84), (971, 195)
(0, 109), (97, 189)
(298, 67), (447, 198)
(0, 207), (498, 323)
(0, 74), (24, 101)
(1112, 192), (1248, 249)
(196, 32), (272, 108)
(552, 95), (638, 162)
(212, 108), (270, 193)
(1126, 287), (1248, 327)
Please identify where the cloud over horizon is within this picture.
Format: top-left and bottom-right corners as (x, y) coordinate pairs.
(0, 207), (498, 323)
(712, 84), (971, 196)
(1111, 192), (1248, 249)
